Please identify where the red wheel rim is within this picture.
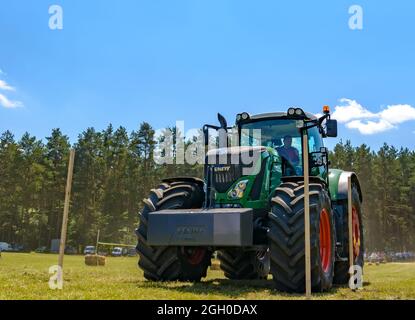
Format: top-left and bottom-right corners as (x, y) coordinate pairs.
(319, 208), (332, 273)
(182, 247), (206, 265)
(352, 206), (361, 259)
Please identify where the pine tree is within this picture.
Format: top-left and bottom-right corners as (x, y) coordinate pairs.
(44, 129), (71, 245)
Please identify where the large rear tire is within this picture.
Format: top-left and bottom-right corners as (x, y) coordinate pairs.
(136, 180), (212, 282)
(333, 186), (364, 284)
(218, 249), (270, 280)
(268, 181), (335, 293)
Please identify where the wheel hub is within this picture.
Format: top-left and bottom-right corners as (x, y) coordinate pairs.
(181, 247), (206, 265)
(352, 206), (361, 259)
(319, 208), (332, 273)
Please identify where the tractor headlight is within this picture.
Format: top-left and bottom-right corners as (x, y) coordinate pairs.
(287, 107), (306, 117)
(295, 108), (303, 116)
(287, 108), (296, 116)
(228, 180), (249, 199)
(241, 112), (250, 120)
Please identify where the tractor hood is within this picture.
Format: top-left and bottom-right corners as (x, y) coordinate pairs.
(206, 146), (268, 176)
(205, 146), (271, 195)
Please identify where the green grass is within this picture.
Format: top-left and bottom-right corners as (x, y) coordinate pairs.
(1, 252), (415, 300)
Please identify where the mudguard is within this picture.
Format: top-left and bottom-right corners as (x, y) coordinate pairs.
(162, 177), (204, 188)
(328, 169), (362, 202)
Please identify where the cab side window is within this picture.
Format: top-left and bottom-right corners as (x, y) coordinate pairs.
(308, 127), (326, 177)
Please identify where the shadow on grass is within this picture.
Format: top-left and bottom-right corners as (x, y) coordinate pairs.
(135, 278), (342, 299)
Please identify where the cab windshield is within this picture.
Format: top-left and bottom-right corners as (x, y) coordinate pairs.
(240, 119), (301, 149)
(240, 119), (324, 176)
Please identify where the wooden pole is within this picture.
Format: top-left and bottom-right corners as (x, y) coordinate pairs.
(302, 130), (311, 297)
(58, 149), (75, 273)
(96, 229), (100, 254)
(348, 176), (354, 281)
(95, 229), (100, 266)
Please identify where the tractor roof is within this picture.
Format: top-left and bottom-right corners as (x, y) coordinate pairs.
(250, 112), (318, 120)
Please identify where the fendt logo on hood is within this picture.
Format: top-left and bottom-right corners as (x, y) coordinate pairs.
(214, 166), (231, 172)
(176, 226), (206, 236)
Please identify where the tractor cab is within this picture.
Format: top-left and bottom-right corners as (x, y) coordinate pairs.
(237, 112), (325, 177)
(203, 107), (337, 208)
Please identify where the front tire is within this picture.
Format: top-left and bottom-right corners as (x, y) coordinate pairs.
(218, 249), (270, 280)
(136, 180), (212, 282)
(268, 181), (335, 293)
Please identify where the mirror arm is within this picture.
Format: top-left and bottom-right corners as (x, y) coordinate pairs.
(203, 124), (221, 131)
(318, 113), (330, 125)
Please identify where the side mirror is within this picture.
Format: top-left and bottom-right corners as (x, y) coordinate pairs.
(218, 113), (228, 131)
(326, 119), (337, 137)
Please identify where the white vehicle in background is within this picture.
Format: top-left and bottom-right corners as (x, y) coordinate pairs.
(84, 246), (96, 255)
(111, 247), (124, 257)
(0, 242), (12, 252)
(367, 252), (383, 263)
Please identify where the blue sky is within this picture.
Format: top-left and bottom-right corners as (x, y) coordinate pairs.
(1, 0), (415, 150)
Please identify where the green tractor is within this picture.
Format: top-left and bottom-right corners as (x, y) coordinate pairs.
(135, 107), (364, 293)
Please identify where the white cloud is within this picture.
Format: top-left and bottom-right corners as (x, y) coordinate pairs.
(332, 99), (377, 123)
(0, 79), (15, 91)
(0, 93), (23, 108)
(378, 104), (415, 125)
(0, 75), (23, 108)
(346, 119), (395, 135)
(333, 98), (415, 135)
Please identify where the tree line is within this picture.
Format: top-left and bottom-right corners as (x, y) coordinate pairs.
(0, 125), (414, 252)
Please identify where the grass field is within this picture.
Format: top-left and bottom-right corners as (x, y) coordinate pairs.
(0, 252), (414, 300)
